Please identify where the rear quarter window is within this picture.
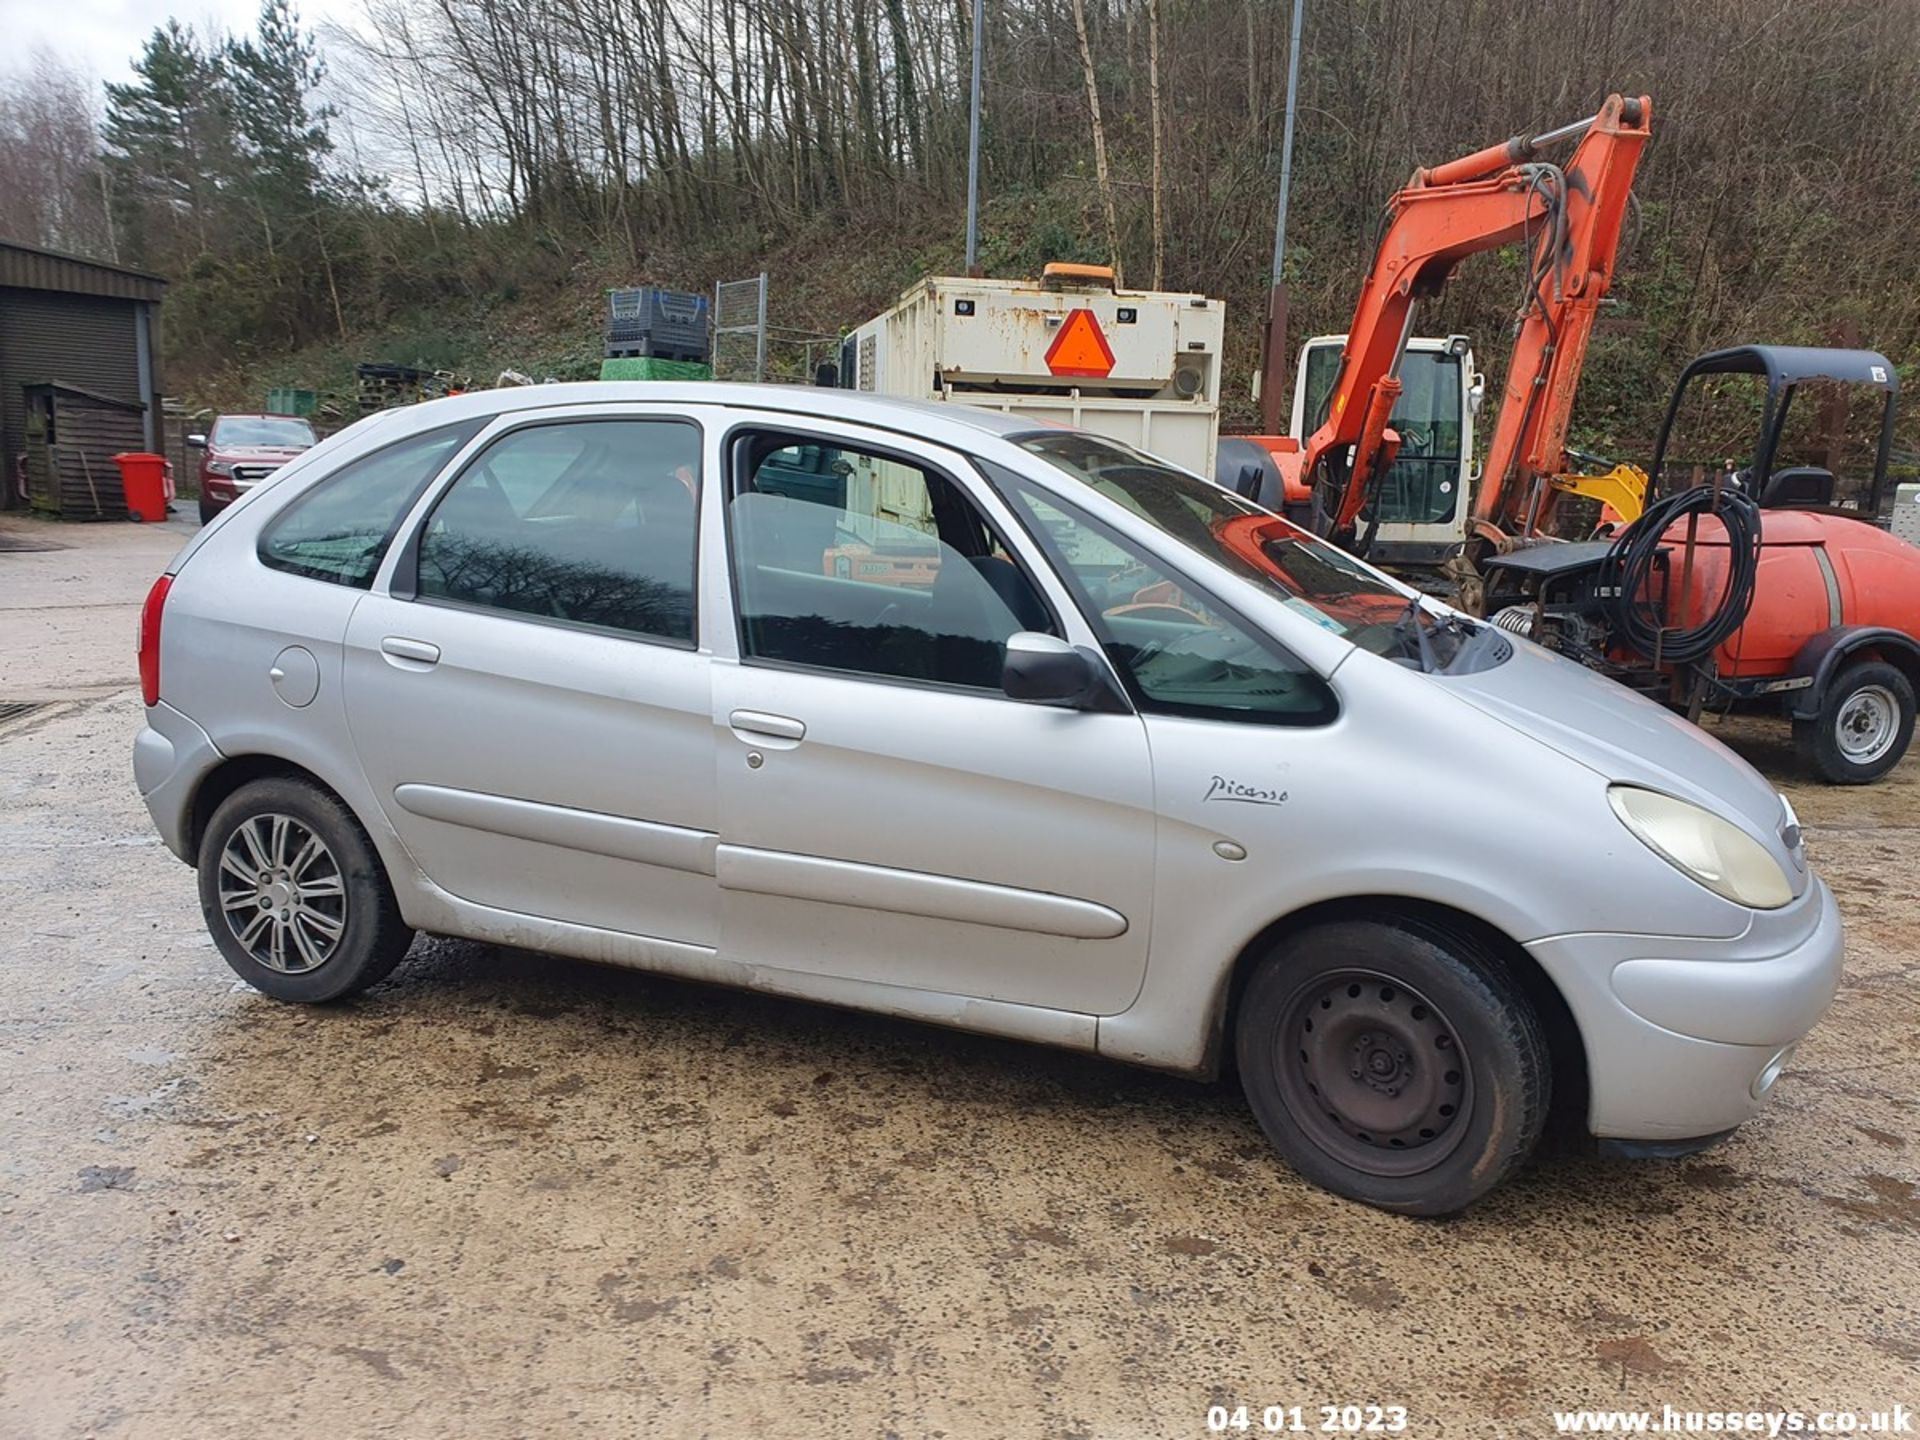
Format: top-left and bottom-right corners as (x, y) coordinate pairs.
(258, 420), (481, 588)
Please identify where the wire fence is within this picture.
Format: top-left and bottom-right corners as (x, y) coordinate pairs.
(712, 273), (840, 385)
(712, 276), (767, 382)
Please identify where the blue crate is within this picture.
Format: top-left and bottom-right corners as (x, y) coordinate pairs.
(607, 287), (710, 361)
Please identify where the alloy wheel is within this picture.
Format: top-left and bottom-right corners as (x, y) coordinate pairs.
(217, 813), (348, 974)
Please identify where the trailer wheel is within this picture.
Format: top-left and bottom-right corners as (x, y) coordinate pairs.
(1795, 659), (1915, 784)
(1235, 918), (1550, 1216)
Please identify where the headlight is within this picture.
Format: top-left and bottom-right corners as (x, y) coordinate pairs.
(1608, 785), (1794, 909)
(205, 461), (234, 477)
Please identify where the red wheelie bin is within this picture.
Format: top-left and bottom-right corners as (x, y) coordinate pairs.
(113, 452), (170, 523)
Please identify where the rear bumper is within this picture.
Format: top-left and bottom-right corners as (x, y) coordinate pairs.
(134, 700), (224, 862)
(1528, 877), (1843, 1142)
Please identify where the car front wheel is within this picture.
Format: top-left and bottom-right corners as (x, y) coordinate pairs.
(1236, 918), (1551, 1216)
(196, 776), (414, 1002)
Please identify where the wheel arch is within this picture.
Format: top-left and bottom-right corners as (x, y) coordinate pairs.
(1204, 895), (1589, 1132)
(186, 753), (368, 859)
(1788, 625), (1920, 720)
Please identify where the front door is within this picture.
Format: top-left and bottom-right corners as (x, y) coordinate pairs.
(709, 420), (1156, 1016)
(344, 411), (719, 946)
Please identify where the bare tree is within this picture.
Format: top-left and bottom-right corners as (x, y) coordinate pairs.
(0, 48), (115, 258)
(1069, 0), (1120, 274)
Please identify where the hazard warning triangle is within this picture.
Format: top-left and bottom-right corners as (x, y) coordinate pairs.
(1044, 308), (1117, 378)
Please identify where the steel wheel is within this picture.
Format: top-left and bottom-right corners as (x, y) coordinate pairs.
(1273, 967), (1473, 1179)
(1835, 683), (1899, 765)
(216, 812), (347, 974)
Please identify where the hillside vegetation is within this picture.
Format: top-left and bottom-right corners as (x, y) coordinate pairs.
(3, 0), (1918, 462)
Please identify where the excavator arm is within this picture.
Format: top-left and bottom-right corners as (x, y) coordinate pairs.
(1283, 94), (1651, 545)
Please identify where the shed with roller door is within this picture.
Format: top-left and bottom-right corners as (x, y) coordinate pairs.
(0, 239), (166, 514)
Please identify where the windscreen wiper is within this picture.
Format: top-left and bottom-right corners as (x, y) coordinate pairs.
(1391, 594), (1440, 672)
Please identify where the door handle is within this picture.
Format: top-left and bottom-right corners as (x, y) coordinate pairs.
(380, 636), (441, 666)
(728, 709), (805, 741)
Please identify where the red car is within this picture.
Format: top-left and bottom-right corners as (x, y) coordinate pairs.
(187, 413), (317, 524)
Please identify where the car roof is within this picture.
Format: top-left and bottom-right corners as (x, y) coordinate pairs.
(358, 382), (1043, 446)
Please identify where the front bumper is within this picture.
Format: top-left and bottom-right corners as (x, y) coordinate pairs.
(1596, 1129), (1738, 1161)
(1527, 877), (1843, 1142)
(134, 700), (224, 862)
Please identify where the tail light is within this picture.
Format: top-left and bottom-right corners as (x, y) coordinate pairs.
(138, 574), (172, 706)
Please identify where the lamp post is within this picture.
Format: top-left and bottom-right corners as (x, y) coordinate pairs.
(1259, 0), (1306, 434)
(964, 0), (986, 275)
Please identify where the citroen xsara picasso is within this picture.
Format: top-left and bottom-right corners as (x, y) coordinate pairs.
(133, 385), (1842, 1213)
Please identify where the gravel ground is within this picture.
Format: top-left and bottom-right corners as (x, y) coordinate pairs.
(1, 512), (1915, 1439)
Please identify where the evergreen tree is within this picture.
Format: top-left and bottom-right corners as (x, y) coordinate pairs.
(101, 21), (233, 261)
(225, 0), (334, 207)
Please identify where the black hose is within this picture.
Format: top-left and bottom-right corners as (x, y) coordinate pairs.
(1598, 484), (1763, 665)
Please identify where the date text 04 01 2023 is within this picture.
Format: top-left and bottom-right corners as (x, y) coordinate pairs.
(1206, 1406), (1411, 1435)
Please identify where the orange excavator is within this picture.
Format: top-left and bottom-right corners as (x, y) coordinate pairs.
(1255, 94), (1652, 567)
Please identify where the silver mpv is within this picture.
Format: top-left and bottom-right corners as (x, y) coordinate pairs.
(134, 385), (1843, 1214)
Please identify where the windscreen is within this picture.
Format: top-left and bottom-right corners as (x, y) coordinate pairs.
(215, 416), (317, 448)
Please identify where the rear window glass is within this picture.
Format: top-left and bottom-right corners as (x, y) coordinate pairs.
(259, 420), (480, 588)
(416, 419), (701, 644)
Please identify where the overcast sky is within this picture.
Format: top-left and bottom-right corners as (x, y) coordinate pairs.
(1, 0), (361, 89)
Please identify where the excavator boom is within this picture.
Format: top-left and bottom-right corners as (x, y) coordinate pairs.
(1284, 94), (1652, 544)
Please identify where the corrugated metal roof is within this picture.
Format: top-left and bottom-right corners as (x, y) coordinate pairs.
(0, 239), (166, 302)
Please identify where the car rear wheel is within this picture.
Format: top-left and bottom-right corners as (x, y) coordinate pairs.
(1795, 659), (1915, 785)
(1236, 918), (1550, 1216)
(196, 777), (414, 1002)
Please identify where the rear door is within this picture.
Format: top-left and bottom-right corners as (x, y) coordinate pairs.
(709, 416), (1156, 1016)
(343, 407), (718, 947)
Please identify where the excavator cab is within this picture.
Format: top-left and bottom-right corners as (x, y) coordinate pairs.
(1288, 334), (1482, 568)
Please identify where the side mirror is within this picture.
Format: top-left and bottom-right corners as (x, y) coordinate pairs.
(1467, 373), (1487, 416)
(185, 433), (208, 449)
(1002, 632), (1121, 710)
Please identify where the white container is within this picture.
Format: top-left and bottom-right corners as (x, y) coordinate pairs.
(845, 268), (1225, 477)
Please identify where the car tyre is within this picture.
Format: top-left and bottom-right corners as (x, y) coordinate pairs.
(198, 496), (217, 526)
(196, 777), (414, 1002)
(1236, 918), (1550, 1217)
(1795, 659), (1915, 785)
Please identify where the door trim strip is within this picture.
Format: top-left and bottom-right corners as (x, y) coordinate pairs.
(715, 843), (1128, 939)
(393, 784), (717, 875)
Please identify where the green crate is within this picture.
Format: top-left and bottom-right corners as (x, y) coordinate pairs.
(266, 387), (318, 416)
(599, 357), (712, 382)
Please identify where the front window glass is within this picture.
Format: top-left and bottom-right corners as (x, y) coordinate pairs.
(1011, 432), (1499, 673)
(729, 432), (1054, 690)
(416, 419), (699, 643)
(214, 416), (317, 448)
(259, 420), (480, 589)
